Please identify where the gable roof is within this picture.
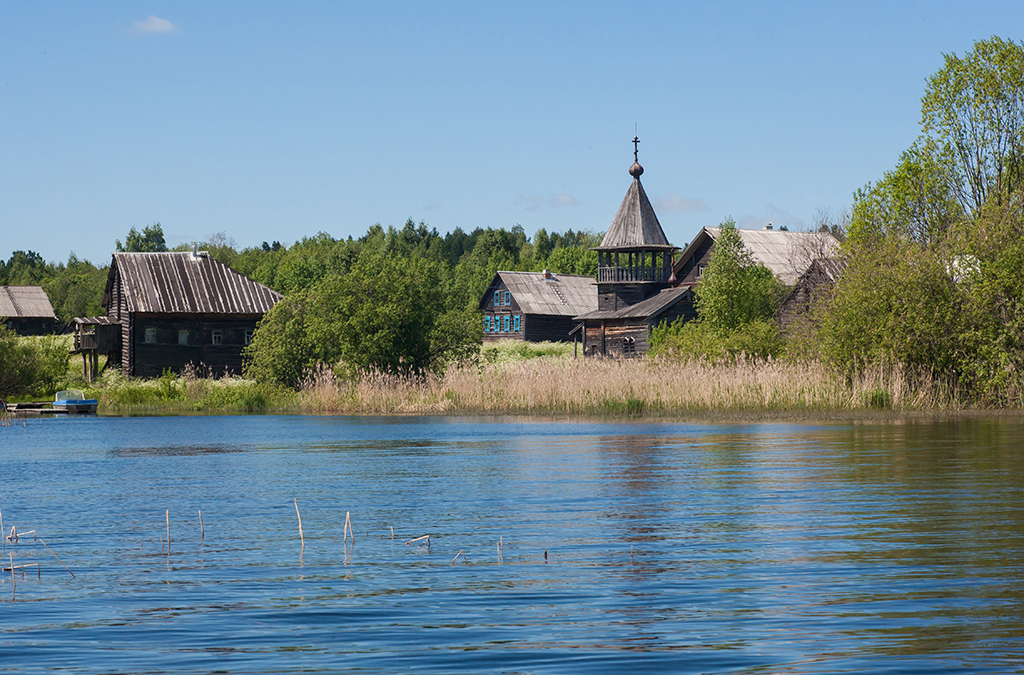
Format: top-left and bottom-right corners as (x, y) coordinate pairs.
(594, 175), (675, 251)
(0, 286), (56, 319)
(104, 252), (282, 315)
(575, 285), (694, 321)
(479, 271), (597, 316)
(675, 227), (840, 285)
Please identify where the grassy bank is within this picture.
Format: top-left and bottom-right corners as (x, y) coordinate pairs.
(295, 351), (966, 417)
(4, 339), (976, 419)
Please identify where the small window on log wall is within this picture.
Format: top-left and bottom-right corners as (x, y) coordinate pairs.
(144, 327), (157, 343)
(623, 337), (636, 356)
(178, 329), (189, 345)
(212, 330), (223, 345)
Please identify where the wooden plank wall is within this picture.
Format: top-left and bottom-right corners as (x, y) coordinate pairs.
(128, 314), (260, 378)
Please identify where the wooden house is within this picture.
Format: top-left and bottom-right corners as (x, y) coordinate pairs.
(0, 286), (57, 335)
(72, 250), (282, 380)
(777, 257), (844, 336)
(574, 145), (689, 358)
(673, 225), (840, 286)
(479, 270), (597, 343)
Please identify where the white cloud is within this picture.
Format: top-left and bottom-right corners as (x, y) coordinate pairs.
(549, 194), (578, 208)
(654, 192), (707, 213)
(514, 193), (579, 212)
(132, 16), (178, 35)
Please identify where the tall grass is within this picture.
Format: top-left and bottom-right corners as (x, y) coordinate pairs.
(296, 355), (966, 417)
(93, 367), (297, 414)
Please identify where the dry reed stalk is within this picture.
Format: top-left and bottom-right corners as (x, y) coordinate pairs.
(165, 510), (170, 551)
(405, 535), (430, 546)
(3, 562), (40, 579)
(1, 509), (4, 553)
(294, 499), (304, 550)
(451, 550), (466, 565)
(9, 552), (14, 600)
(390, 525), (394, 540)
(39, 539), (74, 579)
(199, 510), (204, 543)
(343, 511), (354, 545)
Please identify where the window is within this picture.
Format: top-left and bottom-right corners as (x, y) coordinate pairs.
(496, 315), (502, 332)
(494, 291), (500, 307)
(212, 330), (223, 345)
(514, 315), (521, 331)
(144, 327), (157, 343)
(503, 315), (510, 332)
(504, 291), (511, 306)
(178, 329), (189, 345)
(623, 337), (636, 356)
(483, 317), (489, 333)
(696, 264), (705, 278)
(244, 330), (253, 345)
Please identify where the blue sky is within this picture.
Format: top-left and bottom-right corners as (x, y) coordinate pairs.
(3, 1), (1023, 264)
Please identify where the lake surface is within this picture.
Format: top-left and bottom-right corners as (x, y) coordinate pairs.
(1, 415), (1022, 673)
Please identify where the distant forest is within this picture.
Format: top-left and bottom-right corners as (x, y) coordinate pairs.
(0, 220), (602, 325)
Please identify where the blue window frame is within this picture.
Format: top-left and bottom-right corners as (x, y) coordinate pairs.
(483, 317), (489, 333)
(504, 291), (511, 306)
(514, 315), (521, 331)
(503, 315), (509, 331)
(494, 291), (500, 307)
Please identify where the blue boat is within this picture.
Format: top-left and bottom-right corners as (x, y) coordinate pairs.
(52, 390), (98, 414)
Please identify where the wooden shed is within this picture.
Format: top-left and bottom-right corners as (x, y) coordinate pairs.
(0, 286), (57, 335)
(73, 250), (282, 379)
(479, 270), (596, 342)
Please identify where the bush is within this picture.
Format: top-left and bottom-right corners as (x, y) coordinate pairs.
(0, 329), (72, 398)
(650, 318), (784, 363)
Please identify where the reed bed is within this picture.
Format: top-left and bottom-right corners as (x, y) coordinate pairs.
(297, 356), (965, 417)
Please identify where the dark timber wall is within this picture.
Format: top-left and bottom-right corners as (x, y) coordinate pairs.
(127, 314), (260, 378)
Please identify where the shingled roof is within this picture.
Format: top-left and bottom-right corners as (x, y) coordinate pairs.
(594, 169), (674, 251)
(104, 252), (282, 315)
(480, 271), (597, 316)
(0, 286), (56, 319)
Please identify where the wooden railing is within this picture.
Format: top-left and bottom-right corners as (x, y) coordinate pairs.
(598, 266), (669, 283)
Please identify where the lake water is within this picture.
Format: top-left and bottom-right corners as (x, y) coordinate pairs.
(1, 415), (1022, 673)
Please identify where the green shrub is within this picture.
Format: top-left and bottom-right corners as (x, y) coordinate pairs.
(650, 318), (784, 362)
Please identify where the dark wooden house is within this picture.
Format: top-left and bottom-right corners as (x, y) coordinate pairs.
(777, 257), (844, 336)
(479, 270), (597, 343)
(73, 250), (282, 379)
(0, 286), (57, 335)
(574, 144), (689, 358)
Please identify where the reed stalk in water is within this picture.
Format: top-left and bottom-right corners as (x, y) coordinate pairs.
(294, 499), (304, 551)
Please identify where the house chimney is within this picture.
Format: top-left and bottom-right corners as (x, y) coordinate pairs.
(763, 223), (773, 231)
(542, 269), (552, 279)
(192, 242), (198, 256)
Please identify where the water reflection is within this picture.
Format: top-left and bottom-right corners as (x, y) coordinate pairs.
(1, 415), (1023, 673)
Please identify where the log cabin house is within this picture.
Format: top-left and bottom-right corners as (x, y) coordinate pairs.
(479, 270), (597, 343)
(72, 250), (282, 380)
(1, 286), (57, 335)
(777, 257), (844, 336)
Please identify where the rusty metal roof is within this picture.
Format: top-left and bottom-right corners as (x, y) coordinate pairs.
(479, 271), (597, 316)
(575, 285), (694, 321)
(0, 286), (56, 319)
(105, 252), (282, 315)
(594, 176), (675, 251)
